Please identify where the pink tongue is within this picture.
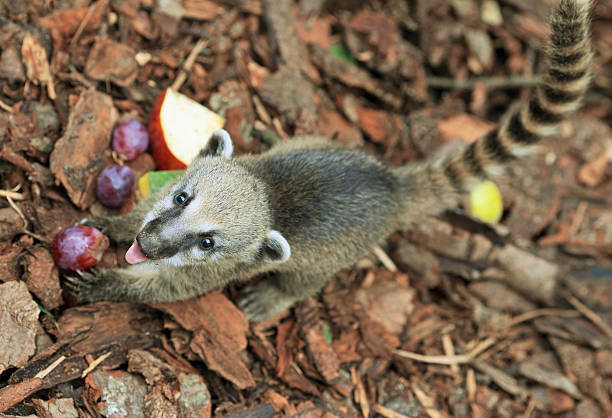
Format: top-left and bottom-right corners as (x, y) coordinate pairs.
(125, 241), (147, 264)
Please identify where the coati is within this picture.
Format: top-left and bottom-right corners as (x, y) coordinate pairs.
(69, 0), (593, 322)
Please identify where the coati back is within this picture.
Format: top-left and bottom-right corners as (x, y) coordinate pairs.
(71, 0), (593, 322)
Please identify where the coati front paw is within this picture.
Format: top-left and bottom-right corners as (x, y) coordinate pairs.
(238, 282), (296, 322)
(79, 216), (112, 234)
(64, 270), (114, 303)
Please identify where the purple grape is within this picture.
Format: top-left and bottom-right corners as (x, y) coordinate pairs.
(112, 119), (149, 161)
(52, 225), (109, 270)
(96, 165), (135, 207)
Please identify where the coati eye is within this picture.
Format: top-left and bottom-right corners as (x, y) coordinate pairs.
(200, 237), (214, 250)
(174, 192), (188, 206)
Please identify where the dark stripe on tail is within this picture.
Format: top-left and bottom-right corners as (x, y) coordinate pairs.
(542, 84), (582, 104)
(550, 50), (585, 66)
(463, 142), (486, 177)
(507, 113), (539, 145)
(444, 161), (464, 192)
(528, 96), (563, 124)
(483, 130), (514, 162)
(549, 68), (588, 83)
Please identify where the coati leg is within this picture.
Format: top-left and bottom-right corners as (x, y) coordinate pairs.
(82, 197), (154, 244)
(66, 264), (203, 304)
(239, 271), (329, 322)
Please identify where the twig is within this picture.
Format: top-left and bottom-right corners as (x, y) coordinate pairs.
(70, 4), (96, 46)
(0, 189), (25, 200)
(21, 229), (51, 245)
(351, 366), (370, 417)
(442, 334), (459, 373)
(568, 201), (588, 237)
(565, 293), (612, 340)
(6, 196), (27, 228)
(0, 98), (13, 113)
(372, 245), (398, 272)
(35, 355), (66, 379)
(374, 404), (412, 418)
(82, 352), (112, 378)
(426, 75), (542, 90)
(505, 308), (580, 328)
(171, 39), (208, 91)
(412, 382), (444, 418)
(395, 337), (496, 365)
(521, 396), (537, 418)
(56, 71), (96, 89)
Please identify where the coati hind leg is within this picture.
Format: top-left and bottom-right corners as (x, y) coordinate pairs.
(239, 271), (330, 322)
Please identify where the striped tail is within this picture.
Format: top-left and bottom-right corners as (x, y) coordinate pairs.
(397, 0), (593, 218)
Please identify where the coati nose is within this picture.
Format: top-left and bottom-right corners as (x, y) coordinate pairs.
(135, 233), (159, 259)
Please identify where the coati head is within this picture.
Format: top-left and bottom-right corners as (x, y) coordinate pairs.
(125, 130), (291, 272)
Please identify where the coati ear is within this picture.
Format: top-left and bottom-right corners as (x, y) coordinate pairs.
(261, 230), (291, 263)
(199, 129), (234, 159)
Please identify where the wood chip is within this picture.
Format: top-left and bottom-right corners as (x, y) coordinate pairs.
(0, 281), (39, 375)
(21, 33), (56, 99)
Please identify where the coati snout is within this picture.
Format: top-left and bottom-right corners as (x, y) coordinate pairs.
(71, 0), (593, 322)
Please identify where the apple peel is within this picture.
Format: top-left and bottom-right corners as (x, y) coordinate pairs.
(148, 88), (225, 170)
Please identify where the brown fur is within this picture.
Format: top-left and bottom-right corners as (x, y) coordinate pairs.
(70, 0), (592, 321)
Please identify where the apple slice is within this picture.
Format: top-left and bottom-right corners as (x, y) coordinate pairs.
(148, 88), (225, 170)
(137, 170), (184, 200)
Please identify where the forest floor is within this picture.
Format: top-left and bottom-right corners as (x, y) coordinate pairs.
(1, 0), (612, 417)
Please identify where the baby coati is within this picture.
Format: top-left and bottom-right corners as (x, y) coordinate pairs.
(69, 0), (592, 322)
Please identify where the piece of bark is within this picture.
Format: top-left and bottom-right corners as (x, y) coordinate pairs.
(519, 357), (583, 399)
(0, 45), (25, 81)
(31, 398), (78, 418)
(86, 370), (147, 418)
(178, 373), (212, 418)
(57, 302), (163, 354)
(309, 44), (402, 109)
(0, 378), (43, 414)
(295, 300), (343, 385)
(469, 281), (537, 314)
(595, 350), (612, 376)
(437, 113), (496, 143)
(261, 0), (308, 71)
(356, 283), (415, 336)
(8, 101), (59, 141)
(49, 89), (118, 210)
(0, 281), (39, 375)
(38, 0), (109, 47)
(490, 244), (558, 306)
(128, 348), (212, 416)
(152, 292), (255, 389)
(84, 37), (138, 87)
(355, 107), (401, 144)
(221, 404), (276, 418)
(183, 0), (227, 20)
(257, 65), (318, 133)
(21, 32), (55, 99)
(0, 208), (22, 242)
(315, 109), (364, 148)
(530, 387), (575, 414)
(549, 337), (612, 413)
(24, 247), (62, 310)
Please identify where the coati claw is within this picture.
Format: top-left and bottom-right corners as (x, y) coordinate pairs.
(64, 270), (108, 302)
